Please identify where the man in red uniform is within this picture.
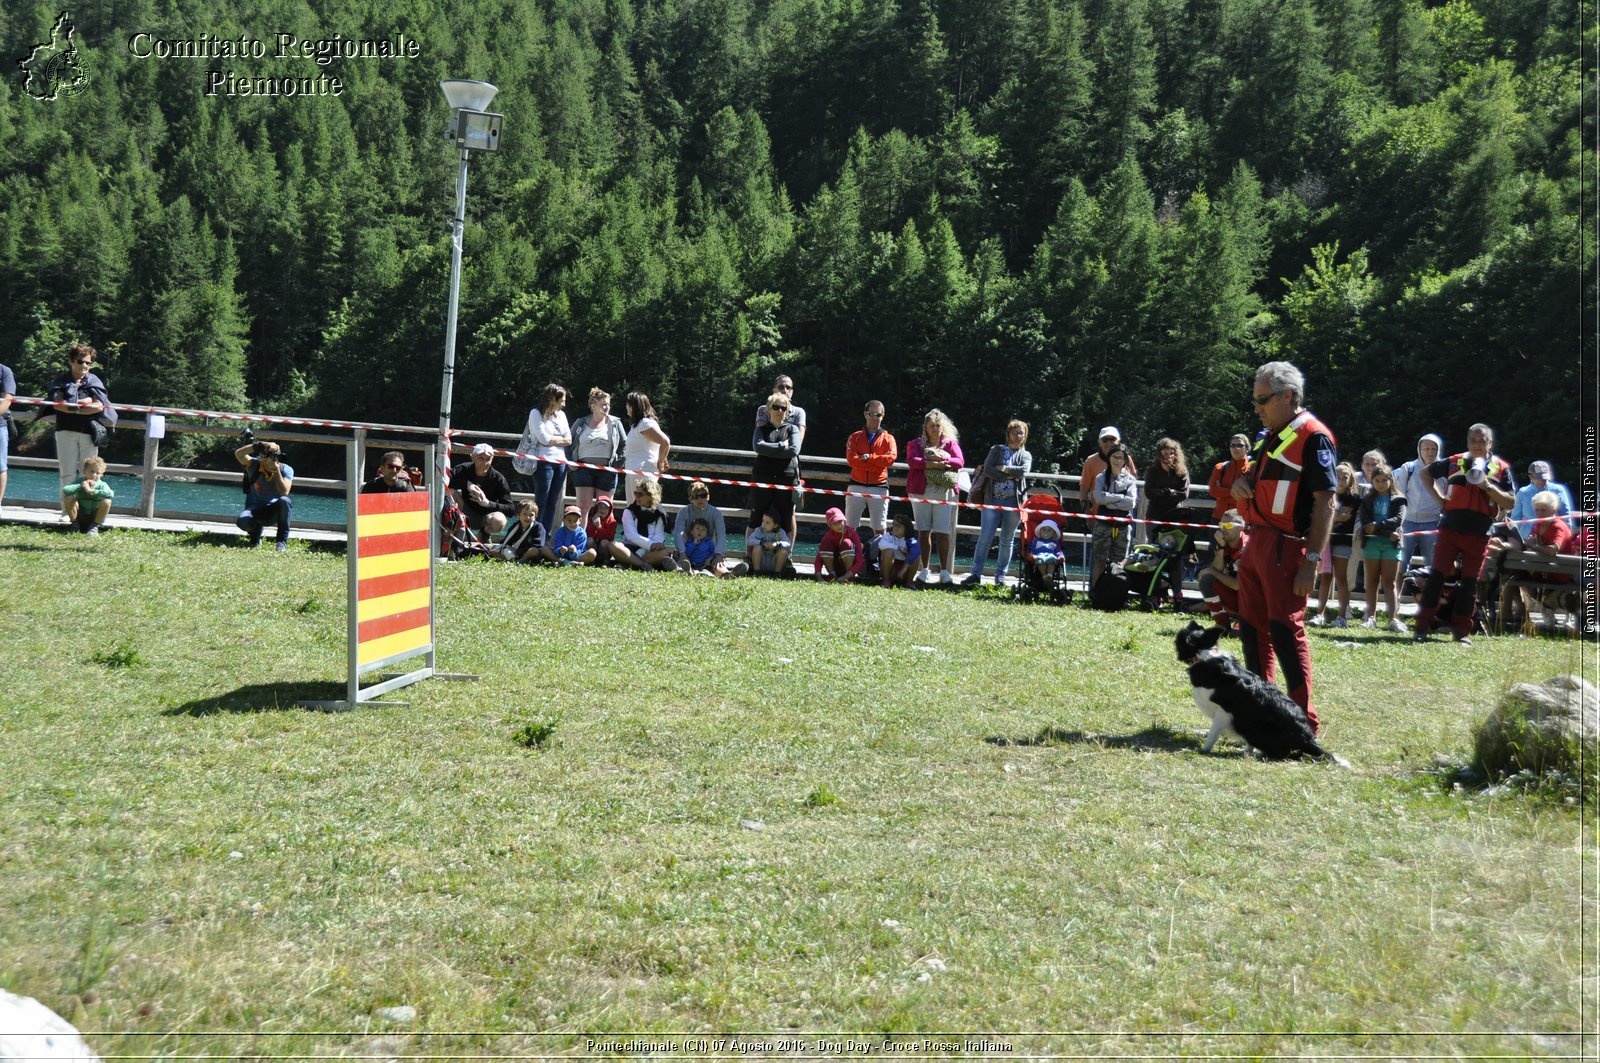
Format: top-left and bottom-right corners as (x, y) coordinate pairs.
(1412, 423), (1516, 645)
(1230, 362), (1338, 732)
(1207, 434), (1252, 520)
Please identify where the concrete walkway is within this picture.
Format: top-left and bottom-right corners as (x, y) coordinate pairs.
(0, 505), (346, 544)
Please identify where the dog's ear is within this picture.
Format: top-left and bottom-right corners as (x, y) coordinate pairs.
(1183, 620), (1204, 635)
(1198, 624), (1227, 651)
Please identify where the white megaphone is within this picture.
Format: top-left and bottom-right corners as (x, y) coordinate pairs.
(1465, 457), (1488, 485)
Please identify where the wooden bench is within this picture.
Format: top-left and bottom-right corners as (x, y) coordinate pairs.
(1495, 550), (1585, 636)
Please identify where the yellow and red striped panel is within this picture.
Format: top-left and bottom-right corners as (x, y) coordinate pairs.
(355, 492), (432, 666)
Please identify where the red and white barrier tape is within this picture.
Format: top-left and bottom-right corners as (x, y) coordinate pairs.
(13, 396), (439, 437)
(20, 396), (1592, 536)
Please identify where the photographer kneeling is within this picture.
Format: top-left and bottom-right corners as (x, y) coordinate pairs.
(235, 437), (295, 551)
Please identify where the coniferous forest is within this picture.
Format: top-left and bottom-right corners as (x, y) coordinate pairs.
(0, 0), (1591, 476)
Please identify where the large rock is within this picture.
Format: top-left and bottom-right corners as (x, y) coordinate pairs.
(1474, 675), (1600, 779)
(0, 990), (99, 1061)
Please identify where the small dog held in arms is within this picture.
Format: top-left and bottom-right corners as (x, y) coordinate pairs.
(1175, 621), (1349, 764)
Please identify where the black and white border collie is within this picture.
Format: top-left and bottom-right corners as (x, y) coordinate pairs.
(1175, 621), (1349, 764)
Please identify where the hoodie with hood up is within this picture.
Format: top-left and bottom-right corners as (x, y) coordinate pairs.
(1395, 433), (1446, 523)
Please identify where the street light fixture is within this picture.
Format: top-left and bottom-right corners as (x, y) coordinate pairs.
(437, 78), (502, 492)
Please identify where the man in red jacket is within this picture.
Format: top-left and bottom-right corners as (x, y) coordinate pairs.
(843, 400), (897, 535)
(1231, 361), (1338, 732)
(1207, 433), (1252, 520)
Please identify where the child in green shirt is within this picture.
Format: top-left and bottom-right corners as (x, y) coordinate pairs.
(63, 456), (113, 535)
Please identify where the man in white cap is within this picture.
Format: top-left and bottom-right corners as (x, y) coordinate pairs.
(1079, 426), (1138, 576)
(448, 441), (516, 535)
(1509, 460), (1574, 533)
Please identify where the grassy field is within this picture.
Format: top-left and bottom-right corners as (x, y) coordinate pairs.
(2, 523), (1593, 1060)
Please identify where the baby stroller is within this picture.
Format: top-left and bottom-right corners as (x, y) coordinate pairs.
(1119, 529), (1189, 611)
(1015, 487), (1073, 605)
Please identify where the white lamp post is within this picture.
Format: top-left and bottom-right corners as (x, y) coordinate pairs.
(437, 79), (502, 489)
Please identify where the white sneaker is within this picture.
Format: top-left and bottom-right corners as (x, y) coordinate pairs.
(1308, 613), (1326, 627)
(913, 569), (929, 584)
(938, 570), (954, 585)
(1361, 618), (1377, 629)
(1387, 618), (1408, 633)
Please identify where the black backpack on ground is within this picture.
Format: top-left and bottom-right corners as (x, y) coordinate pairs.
(1091, 567), (1131, 611)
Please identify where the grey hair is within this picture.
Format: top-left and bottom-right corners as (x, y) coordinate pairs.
(1254, 361), (1305, 405)
(1467, 422), (1494, 448)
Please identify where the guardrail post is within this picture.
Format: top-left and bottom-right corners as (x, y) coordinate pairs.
(139, 420), (161, 519)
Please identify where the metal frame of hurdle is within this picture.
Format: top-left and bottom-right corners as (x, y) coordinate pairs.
(298, 440), (477, 710)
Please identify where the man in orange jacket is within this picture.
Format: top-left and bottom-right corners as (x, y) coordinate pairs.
(844, 400), (897, 535)
(1207, 433), (1252, 520)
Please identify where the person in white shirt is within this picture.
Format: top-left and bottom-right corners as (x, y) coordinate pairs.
(513, 383), (572, 534)
(623, 391), (671, 500)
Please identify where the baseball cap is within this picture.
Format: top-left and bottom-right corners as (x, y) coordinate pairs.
(1098, 426), (1120, 441)
(563, 504), (582, 517)
(824, 507), (845, 524)
(1528, 460), (1552, 479)
(471, 442), (495, 457)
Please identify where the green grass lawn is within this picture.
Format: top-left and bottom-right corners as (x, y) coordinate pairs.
(2, 523), (1593, 1059)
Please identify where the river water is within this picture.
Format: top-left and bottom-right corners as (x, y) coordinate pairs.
(7, 467), (348, 523)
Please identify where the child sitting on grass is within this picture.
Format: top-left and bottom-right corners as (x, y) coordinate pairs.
(548, 504), (595, 565)
(875, 514), (921, 588)
(746, 509), (792, 576)
(814, 506), (864, 582)
(586, 497), (619, 566)
(677, 517), (730, 576)
(62, 456), (113, 536)
(1026, 518), (1065, 584)
(498, 499), (546, 562)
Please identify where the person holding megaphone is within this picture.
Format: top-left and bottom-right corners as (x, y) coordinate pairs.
(1411, 423), (1516, 644)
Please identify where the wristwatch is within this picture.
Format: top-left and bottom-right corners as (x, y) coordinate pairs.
(1304, 550), (1322, 565)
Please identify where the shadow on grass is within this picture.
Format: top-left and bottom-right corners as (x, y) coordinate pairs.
(985, 723), (1206, 753)
(168, 530), (345, 555)
(164, 681), (349, 716)
(0, 542), (62, 553)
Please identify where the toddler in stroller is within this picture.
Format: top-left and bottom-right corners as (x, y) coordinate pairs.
(1019, 517), (1072, 604)
(1120, 529), (1190, 611)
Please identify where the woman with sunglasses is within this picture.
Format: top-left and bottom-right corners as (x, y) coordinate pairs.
(747, 393), (801, 546)
(46, 343), (115, 488)
(616, 477), (676, 571)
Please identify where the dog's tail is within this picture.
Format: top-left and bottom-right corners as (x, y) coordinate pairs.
(1308, 741), (1351, 768)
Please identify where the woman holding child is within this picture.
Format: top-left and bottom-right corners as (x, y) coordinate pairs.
(906, 409), (964, 584)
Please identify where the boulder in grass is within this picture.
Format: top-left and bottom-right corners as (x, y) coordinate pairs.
(1474, 675), (1600, 782)
(0, 990), (99, 1061)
